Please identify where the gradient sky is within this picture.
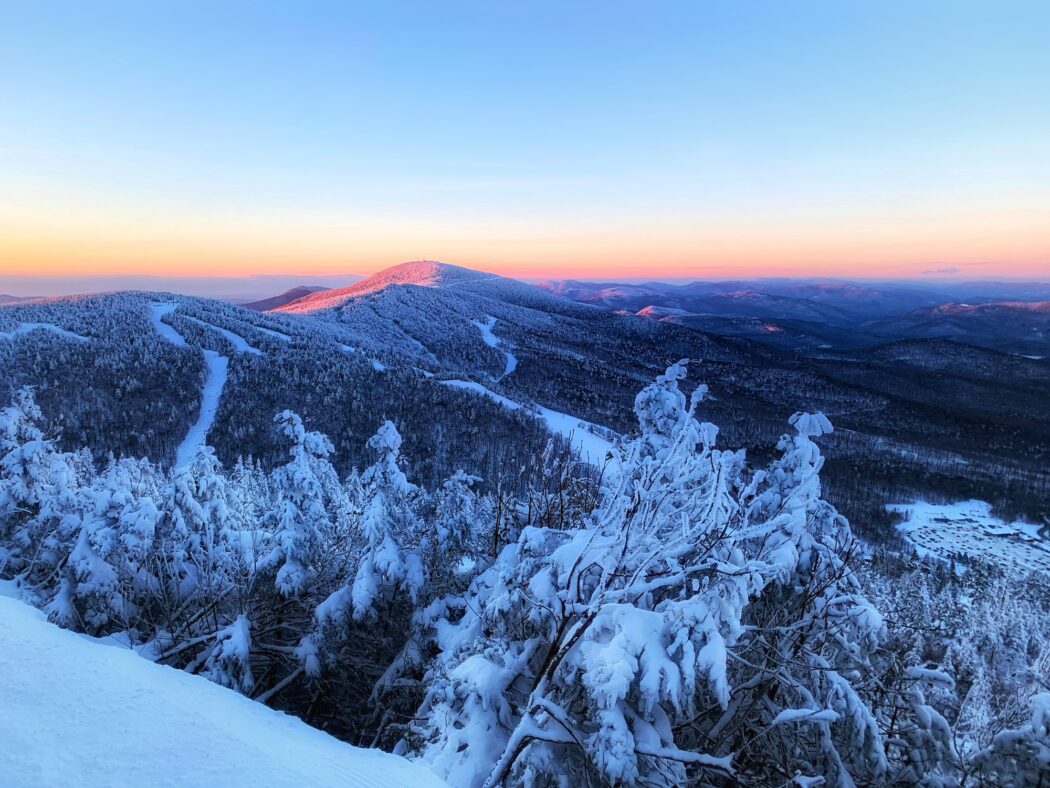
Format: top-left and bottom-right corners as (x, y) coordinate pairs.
(2, 1), (1048, 283)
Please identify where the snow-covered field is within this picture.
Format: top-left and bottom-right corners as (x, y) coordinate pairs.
(0, 594), (447, 788)
(889, 500), (1050, 576)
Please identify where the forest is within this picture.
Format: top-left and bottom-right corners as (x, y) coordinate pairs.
(2, 361), (1047, 786)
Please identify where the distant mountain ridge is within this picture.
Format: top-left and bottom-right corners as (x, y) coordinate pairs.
(243, 286), (329, 311)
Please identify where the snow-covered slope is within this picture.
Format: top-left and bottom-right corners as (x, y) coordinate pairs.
(278, 261), (492, 312)
(277, 260), (590, 316)
(0, 594), (447, 788)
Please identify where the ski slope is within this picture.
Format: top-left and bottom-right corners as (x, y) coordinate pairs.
(183, 315), (263, 355)
(149, 303), (230, 469)
(174, 350), (229, 471)
(148, 302), (187, 347)
(441, 379), (618, 469)
(0, 595), (447, 788)
(0, 322), (92, 343)
(470, 315), (517, 378)
(889, 500), (1050, 577)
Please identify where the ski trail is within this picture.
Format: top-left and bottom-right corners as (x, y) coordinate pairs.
(149, 302), (230, 469)
(471, 315), (517, 378)
(182, 316), (263, 355)
(440, 379), (617, 470)
(252, 324), (292, 342)
(148, 303), (187, 347)
(0, 323), (92, 342)
(174, 351), (229, 470)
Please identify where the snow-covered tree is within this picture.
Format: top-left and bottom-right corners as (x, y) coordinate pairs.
(267, 411), (344, 596)
(298, 421), (424, 679)
(349, 420), (423, 621)
(53, 458), (163, 632)
(162, 446), (239, 600)
(972, 692), (1050, 786)
(402, 361), (890, 787)
(0, 387), (83, 581)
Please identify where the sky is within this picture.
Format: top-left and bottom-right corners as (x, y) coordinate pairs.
(1, 0), (1048, 289)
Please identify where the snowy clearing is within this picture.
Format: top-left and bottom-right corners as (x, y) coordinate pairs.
(889, 500), (1050, 577)
(471, 315), (517, 378)
(0, 595), (446, 788)
(184, 315), (263, 355)
(441, 380), (618, 469)
(174, 350), (229, 471)
(149, 302), (187, 347)
(0, 322), (92, 343)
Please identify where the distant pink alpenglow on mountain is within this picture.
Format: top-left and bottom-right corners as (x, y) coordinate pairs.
(276, 261), (504, 312)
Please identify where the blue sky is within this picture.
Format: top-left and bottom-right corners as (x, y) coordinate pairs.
(1, 1), (1048, 281)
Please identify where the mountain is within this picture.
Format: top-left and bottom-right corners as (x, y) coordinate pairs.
(280, 260), (583, 315)
(869, 301), (1050, 355)
(0, 593), (446, 788)
(2, 261), (1048, 539)
(243, 286), (329, 312)
(0, 294), (37, 305)
(533, 278), (949, 328)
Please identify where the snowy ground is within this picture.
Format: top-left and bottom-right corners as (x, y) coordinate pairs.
(174, 350), (229, 471)
(0, 322), (92, 342)
(441, 379), (618, 469)
(0, 595), (447, 788)
(470, 315), (517, 378)
(888, 500), (1050, 577)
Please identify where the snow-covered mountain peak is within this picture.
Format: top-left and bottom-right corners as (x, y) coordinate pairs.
(277, 261), (500, 312)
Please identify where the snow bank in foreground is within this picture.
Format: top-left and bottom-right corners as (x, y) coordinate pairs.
(0, 595), (447, 788)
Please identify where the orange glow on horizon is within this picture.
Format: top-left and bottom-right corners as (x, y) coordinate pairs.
(2, 198), (1048, 281)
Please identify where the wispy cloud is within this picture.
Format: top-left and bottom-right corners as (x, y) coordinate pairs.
(920, 262), (993, 275)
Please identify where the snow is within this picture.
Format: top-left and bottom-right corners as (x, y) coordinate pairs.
(0, 322), (92, 343)
(889, 499), (1050, 577)
(277, 261), (497, 312)
(149, 302), (187, 347)
(0, 595), (447, 788)
(147, 304), (231, 470)
(174, 350), (229, 471)
(535, 405), (617, 468)
(772, 708), (840, 725)
(183, 315), (263, 355)
(470, 315), (517, 378)
(441, 379), (523, 411)
(440, 380), (618, 469)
